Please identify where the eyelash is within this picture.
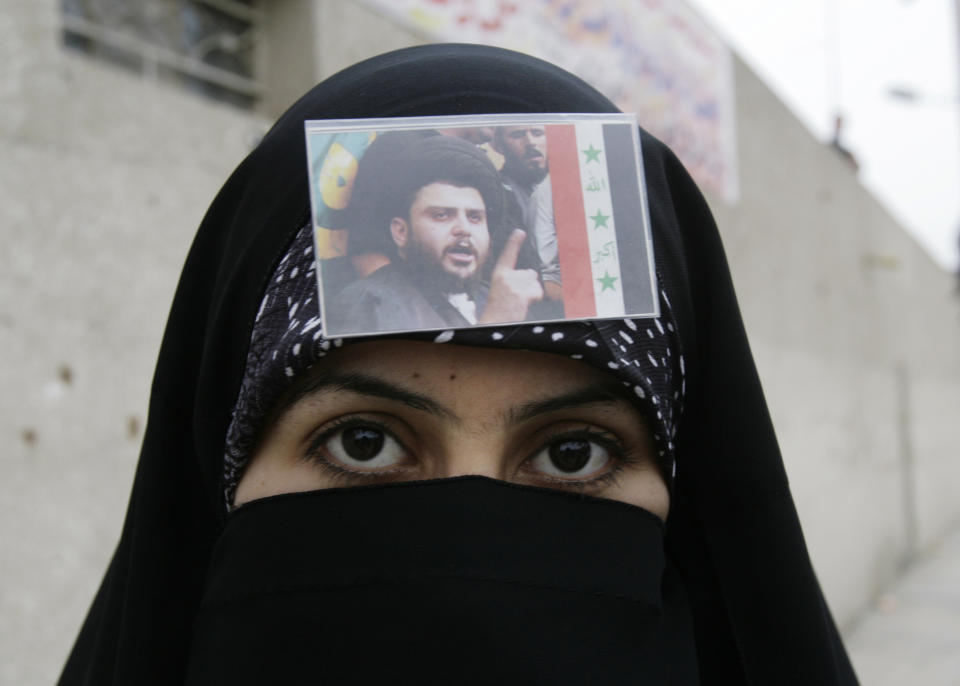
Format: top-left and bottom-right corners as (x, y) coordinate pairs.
(304, 416), (410, 485)
(303, 416), (634, 491)
(527, 426), (634, 490)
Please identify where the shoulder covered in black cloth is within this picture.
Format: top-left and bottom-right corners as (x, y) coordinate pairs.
(59, 44), (858, 685)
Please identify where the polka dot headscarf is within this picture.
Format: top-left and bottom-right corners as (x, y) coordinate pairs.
(223, 224), (685, 510)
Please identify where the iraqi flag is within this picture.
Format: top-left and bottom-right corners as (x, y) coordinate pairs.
(545, 121), (657, 320)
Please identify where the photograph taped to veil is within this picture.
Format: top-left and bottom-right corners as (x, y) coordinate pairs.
(305, 113), (659, 339)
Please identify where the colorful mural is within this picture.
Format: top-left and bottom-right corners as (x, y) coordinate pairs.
(358, 0), (738, 202)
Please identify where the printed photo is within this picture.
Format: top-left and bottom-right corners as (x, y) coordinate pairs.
(305, 114), (658, 338)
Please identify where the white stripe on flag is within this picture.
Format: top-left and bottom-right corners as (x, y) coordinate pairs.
(574, 122), (626, 318)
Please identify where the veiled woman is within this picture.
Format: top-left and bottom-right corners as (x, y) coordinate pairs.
(59, 45), (858, 685)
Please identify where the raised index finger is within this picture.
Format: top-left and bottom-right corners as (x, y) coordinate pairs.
(495, 229), (527, 271)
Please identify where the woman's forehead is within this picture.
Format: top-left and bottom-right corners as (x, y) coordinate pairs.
(301, 339), (630, 403)
(327, 339), (603, 375)
(269, 339), (646, 440)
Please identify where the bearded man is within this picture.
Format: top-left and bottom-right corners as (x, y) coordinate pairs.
(493, 125), (549, 229)
(329, 134), (543, 334)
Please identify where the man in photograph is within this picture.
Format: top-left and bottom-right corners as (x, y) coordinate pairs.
(494, 125), (549, 230)
(328, 134), (543, 334)
(494, 125), (562, 306)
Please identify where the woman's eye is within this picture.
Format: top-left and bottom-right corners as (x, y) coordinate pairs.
(528, 436), (613, 479)
(320, 424), (407, 470)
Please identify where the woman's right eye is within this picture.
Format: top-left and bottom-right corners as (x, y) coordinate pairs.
(317, 423), (408, 471)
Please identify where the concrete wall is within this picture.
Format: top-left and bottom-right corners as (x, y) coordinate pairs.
(2, 1), (958, 684)
(259, 0), (425, 118)
(0, 2), (268, 684)
(709, 56), (960, 627)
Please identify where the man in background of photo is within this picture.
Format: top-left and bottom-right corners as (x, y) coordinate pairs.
(494, 125), (562, 307)
(494, 125), (549, 231)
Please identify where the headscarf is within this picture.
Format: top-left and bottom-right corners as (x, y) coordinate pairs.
(59, 44), (858, 685)
(222, 222), (684, 510)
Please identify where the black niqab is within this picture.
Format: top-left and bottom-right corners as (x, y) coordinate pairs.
(59, 44), (858, 684)
(186, 478), (699, 684)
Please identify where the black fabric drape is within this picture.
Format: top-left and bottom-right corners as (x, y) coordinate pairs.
(184, 477), (701, 684)
(59, 44), (857, 684)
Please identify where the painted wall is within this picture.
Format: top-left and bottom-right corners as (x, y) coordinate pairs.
(2, 1), (958, 684)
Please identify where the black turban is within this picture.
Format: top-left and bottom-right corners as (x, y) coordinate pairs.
(333, 131), (505, 256)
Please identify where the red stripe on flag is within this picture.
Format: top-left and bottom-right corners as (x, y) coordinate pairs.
(546, 124), (595, 318)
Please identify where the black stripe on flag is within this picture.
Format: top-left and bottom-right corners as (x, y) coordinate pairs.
(602, 123), (655, 315)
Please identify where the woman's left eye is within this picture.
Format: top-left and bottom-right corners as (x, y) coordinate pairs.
(527, 435), (615, 480)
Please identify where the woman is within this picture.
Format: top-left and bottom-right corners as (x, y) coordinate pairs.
(59, 45), (858, 684)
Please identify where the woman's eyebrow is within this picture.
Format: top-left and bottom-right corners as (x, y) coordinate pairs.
(506, 384), (631, 425)
(283, 371), (456, 419)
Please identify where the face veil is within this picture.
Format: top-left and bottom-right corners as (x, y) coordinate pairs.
(58, 44), (858, 685)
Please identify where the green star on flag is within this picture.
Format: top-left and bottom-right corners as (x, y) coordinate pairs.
(582, 143), (602, 163)
(597, 270), (619, 292)
(590, 209), (610, 229)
